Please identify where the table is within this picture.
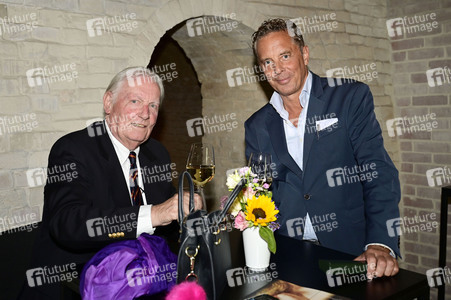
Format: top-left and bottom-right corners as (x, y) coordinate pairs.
(63, 230), (429, 300)
(222, 231), (429, 300)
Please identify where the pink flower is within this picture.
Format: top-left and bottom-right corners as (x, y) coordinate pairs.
(243, 187), (256, 199)
(234, 211), (249, 231)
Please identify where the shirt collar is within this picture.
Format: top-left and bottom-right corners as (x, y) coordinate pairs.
(270, 71), (312, 121)
(105, 120), (140, 165)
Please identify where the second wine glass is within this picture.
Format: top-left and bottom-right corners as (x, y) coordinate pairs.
(186, 143), (215, 210)
(248, 152), (273, 187)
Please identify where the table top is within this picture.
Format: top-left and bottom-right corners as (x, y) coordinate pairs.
(222, 231), (429, 300)
(63, 229), (429, 300)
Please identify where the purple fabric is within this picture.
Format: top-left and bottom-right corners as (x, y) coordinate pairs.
(80, 234), (177, 300)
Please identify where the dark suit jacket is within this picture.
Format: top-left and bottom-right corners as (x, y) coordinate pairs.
(23, 122), (176, 299)
(245, 73), (401, 257)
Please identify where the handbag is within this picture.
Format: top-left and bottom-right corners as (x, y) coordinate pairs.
(176, 171), (245, 300)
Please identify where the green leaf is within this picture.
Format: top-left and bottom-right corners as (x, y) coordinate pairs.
(259, 226), (276, 254)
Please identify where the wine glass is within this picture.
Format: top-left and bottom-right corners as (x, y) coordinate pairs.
(186, 143), (215, 210)
(248, 152), (273, 187)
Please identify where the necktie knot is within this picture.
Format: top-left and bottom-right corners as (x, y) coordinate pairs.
(129, 151), (137, 166)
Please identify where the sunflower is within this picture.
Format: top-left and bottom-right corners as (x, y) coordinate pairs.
(245, 195), (279, 226)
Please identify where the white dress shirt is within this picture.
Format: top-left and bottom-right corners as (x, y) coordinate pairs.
(105, 121), (155, 236)
(269, 72), (318, 240)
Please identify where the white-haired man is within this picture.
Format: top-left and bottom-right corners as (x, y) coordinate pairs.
(22, 67), (201, 299)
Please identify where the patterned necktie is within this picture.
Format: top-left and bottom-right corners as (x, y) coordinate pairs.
(129, 151), (143, 206)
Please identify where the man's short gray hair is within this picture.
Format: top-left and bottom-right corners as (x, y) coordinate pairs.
(105, 66), (165, 104)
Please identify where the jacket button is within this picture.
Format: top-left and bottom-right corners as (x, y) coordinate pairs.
(304, 194), (311, 200)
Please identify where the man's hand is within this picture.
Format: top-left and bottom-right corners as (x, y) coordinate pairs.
(354, 245), (399, 279)
(150, 192), (203, 227)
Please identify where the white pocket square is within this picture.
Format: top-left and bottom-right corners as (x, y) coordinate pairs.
(316, 118), (338, 131)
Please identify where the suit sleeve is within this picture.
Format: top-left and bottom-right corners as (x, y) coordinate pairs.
(44, 136), (141, 251)
(346, 84), (401, 257)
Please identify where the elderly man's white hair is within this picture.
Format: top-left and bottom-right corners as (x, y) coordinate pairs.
(105, 66), (165, 104)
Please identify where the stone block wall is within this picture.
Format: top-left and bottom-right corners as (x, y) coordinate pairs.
(387, 0), (451, 298)
(0, 0), (449, 297)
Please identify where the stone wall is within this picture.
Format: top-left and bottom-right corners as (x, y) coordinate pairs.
(387, 0), (451, 298)
(0, 0), (450, 297)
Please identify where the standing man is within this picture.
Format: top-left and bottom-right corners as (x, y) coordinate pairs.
(245, 19), (400, 278)
(23, 67), (201, 299)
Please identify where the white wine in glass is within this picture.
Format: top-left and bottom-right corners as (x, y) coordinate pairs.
(186, 165), (215, 187)
(186, 143), (215, 210)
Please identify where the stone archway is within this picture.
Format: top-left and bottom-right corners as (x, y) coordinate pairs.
(144, 15), (270, 209)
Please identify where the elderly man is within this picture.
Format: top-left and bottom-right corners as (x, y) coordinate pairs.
(245, 19), (401, 279)
(23, 67), (201, 299)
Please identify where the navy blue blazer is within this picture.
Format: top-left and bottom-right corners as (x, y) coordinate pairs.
(24, 122), (177, 299)
(245, 73), (400, 257)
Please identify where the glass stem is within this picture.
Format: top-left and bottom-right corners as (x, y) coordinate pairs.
(196, 186), (207, 211)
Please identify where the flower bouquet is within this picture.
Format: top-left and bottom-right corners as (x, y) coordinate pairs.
(223, 167), (280, 256)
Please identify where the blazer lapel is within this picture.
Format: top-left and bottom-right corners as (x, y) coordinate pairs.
(266, 108), (303, 179)
(137, 145), (157, 193)
(303, 73), (326, 172)
(95, 125), (131, 207)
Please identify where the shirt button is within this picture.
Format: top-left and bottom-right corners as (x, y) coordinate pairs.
(304, 194), (311, 200)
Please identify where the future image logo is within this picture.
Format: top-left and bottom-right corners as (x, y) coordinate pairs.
(186, 13), (238, 37)
(386, 213), (438, 238)
(126, 263), (177, 287)
(426, 166), (451, 187)
(288, 13), (338, 36)
(326, 264), (371, 287)
(386, 13), (438, 39)
(185, 217), (207, 237)
(426, 267), (451, 287)
(26, 168), (47, 187)
(26, 63), (78, 88)
(186, 114), (238, 137)
(326, 63), (377, 87)
(0, 113), (39, 136)
(326, 163), (378, 187)
(386, 113), (438, 137)
(386, 218), (402, 237)
(0, 13), (38, 36)
(185, 215), (233, 237)
(86, 119), (106, 137)
(86, 13), (138, 37)
(86, 213), (137, 238)
(286, 213), (338, 238)
(26, 263), (78, 288)
(226, 66), (266, 87)
(25, 163), (78, 188)
(426, 66), (451, 87)
(226, 264), (278, 287)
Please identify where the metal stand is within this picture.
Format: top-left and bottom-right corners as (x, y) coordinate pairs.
(439, 186), (451, 300)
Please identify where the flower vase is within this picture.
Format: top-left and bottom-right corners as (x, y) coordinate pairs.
(242, 227), (270, 270)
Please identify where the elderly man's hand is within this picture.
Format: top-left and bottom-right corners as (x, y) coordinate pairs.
(354, 245), (399, 279)
(151, 192), (203, 227)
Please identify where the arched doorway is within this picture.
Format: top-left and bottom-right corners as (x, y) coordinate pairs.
(147, 17), (272, 210)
